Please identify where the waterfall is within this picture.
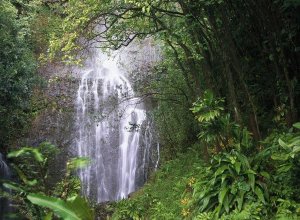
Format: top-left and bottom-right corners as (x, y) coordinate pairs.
(75, 48), (154, 202)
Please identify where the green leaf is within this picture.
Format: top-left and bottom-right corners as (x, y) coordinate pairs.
(235, 152), (250, 168)
(27, 194), (82, 220)
(223, 193), (230, 213)
(292, 122), (300, 130)
(293, 145), (300, 154)
(3, 182), (25, 192)
(215, 165), (228, 176)
(289, 136), (300, 145)
(67, 195), (95, 220)
(234, 162), (241, 174)
(236, 191), (245, 211)
(200, 196), (211, 212)
(67, 157), (90, 171)
(199, 192), (218, 212)
(218, 186), (228, 205)
(277, 164), (292, 173)
(254, 187), (265, 204)
(32, 149), (44, 162)
(8, 147), (44, 162)
(271, 153), (289, 161)
(260, 171), (270, 179)
(248, 173), (255, 192)
(13, 165), (37, 186)
(278, 139), (289, 149)
(7, 148), (29, 158)
(221, 174), (227, 183)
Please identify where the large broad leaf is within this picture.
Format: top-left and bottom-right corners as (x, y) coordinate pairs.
(278, 139), (289, 149)
(27, 194), (80, 220)
(293, 122), (300, 130)
(67, 195), (94, 220)
(27, 194), (94, 220)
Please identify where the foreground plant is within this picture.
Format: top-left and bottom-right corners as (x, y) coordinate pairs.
(27, 193), (94, 220)
(1, 143), (93, 219)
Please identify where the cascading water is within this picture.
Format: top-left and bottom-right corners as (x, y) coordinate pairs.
(75, 47), (155, 202)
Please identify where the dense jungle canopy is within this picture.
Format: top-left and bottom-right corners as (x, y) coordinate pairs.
(0, 0), (300, 219)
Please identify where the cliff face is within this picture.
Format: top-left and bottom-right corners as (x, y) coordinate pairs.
(20, 65), (79, 185)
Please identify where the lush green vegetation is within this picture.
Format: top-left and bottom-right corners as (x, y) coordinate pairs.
(111, 99), (300, 219)
(0, 0), (37, 149)
(0, 0), (299, 219)
(112, 151), (201, 219)
(2, 142), (94, 219)
(0, 0), (62, 149)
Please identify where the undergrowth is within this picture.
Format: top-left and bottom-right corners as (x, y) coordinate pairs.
(111, 122), (300, 219)
(111, 150), (204, 219)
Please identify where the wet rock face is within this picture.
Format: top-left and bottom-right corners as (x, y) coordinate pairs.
(135, 116), (160, 188)
(20, 74), (79, 185)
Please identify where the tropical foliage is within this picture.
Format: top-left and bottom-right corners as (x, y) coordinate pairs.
(111, 90), (300, 219)
(0, 0), (37, 149)
(1, 143), (93, 219)
(0, 0), (299, 219)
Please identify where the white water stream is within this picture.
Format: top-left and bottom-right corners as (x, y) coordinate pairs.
(75, 46), (156, 202)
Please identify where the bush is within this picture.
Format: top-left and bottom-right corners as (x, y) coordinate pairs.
(186, 150), (269, 217)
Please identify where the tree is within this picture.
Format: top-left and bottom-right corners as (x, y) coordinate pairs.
(0, 0), (37, 150)
(48, 0), (299, 150)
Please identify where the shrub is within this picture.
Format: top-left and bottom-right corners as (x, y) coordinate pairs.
(187, 150), (269, 217)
